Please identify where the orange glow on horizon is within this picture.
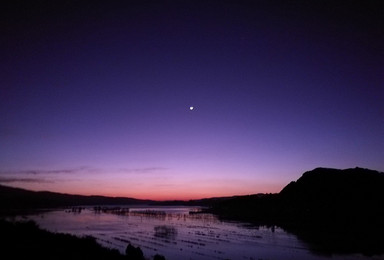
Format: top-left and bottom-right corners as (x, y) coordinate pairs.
(8, 181), (284, 201)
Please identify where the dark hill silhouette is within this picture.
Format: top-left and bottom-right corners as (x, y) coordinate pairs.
(279, 167), (384, 223)
(0, 184), (234, 212)
(0, 185), (153, 211)
(281, 167), (384, 200)
(210, 167), (384, 256)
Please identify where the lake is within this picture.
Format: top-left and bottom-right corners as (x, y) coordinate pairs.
(20, 206), (382, 260)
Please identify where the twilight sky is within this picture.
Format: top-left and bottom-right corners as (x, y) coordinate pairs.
(1, 0), (383, 200)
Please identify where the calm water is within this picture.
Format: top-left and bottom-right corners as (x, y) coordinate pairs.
(21, 206), (381, 260)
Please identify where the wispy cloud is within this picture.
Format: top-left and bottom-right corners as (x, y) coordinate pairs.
(0, 166), (168, 176)
(0, 177), (53, 183)
(0, 167), (89, 175)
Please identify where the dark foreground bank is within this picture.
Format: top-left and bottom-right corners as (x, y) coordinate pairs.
(0, 219), (166, 260)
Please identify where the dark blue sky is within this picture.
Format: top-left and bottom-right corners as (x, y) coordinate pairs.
(1, 0), (383, 199)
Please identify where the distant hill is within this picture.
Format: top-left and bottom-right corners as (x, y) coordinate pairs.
(0, 184), (241, 211)
(151, 196), (236, 207)
(0, 184), (233, 211)
(209, 167), (384, 255)
(0, 185), (153, 210)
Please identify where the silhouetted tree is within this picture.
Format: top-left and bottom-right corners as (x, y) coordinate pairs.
(125, 243), (144, 260)
(153, 254), (166, 260)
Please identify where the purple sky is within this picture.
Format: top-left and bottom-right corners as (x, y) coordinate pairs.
(1, 1), (383, 200)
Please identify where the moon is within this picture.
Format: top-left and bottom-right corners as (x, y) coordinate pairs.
(189, 106), (194, 111)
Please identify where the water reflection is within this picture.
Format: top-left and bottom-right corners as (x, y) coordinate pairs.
(22, 207), (383, 260)
(131, 210), (167, 220)
(154, 225), (178, 240)
(93, 206), (130, 215)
